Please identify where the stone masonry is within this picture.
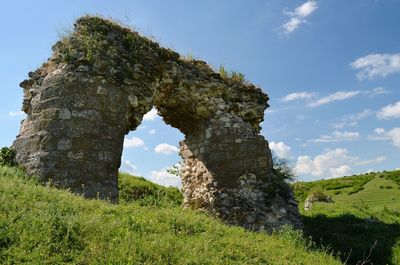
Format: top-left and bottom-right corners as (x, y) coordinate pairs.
(13, 16), (302, 231)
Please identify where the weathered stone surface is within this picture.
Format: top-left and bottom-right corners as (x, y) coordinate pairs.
(13, 16), (302, 231)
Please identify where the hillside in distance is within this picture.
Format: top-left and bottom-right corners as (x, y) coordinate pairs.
(293, 169), (400, 265)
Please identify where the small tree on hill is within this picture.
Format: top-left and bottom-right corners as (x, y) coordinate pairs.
(0, 147), (17, 167)
(271, 154), (297, 183)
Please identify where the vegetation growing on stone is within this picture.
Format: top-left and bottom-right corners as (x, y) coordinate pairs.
(219, 65), (247, 84)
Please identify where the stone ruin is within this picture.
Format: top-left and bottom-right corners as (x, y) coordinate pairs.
(13, 16), (302, 232)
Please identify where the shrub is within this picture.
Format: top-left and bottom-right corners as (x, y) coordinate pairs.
(308, 189), (330, 202)
(0, 147), (17, 167)
(272, 155), (296, 183)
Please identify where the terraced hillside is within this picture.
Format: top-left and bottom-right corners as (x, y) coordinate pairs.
(293, 170), (400, 265)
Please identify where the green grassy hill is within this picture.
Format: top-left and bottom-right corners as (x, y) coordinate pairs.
(1, 165), (400, 264)
(0, 166), (340, 265)
(293, 170), (400, 265)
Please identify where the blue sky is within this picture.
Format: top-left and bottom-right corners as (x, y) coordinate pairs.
(1, 0), (399, 186)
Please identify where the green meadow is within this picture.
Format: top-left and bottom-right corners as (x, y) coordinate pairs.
(1, 165), (399, 264)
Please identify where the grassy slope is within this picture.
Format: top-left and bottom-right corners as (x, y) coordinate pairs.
(0, 166), (340, 265)
(294, 170), (400, 265)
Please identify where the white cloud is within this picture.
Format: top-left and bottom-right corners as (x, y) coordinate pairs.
(148, 169), (182, 187)
(368, 128), (390, 141)
(295, 148), (357, 178)
(281, 92), (316, 102)
(283, 88), (386, 109)
(143, 108), (158, 121)
(354, 156), (386, 166)
(149, 129), (156, 135)
(368, 127), (400, 148)
(367, 87), (389, 97)
(124, 136), (145, 148)
(295, 148), (386, 179)
(280, 1), (318, 34)
(351, 53), (400, 80)
(374, 128), (385, 135)
(8, 111), (25, 117)
(282, 17), (303, 34)
(269, 141), (292, 159)
(154, 143), (179, 155)
(387, 128), (400, 148)
(331, 109), (373, 129)
(292, 1), (318, 17)
(329, 165), (352, 179)
(308, 91), (361, 107)
(308, 131), (360, 143)
(377, 101), (400, 120)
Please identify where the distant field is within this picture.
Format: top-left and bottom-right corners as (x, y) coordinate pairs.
(293, 170), (400, 265)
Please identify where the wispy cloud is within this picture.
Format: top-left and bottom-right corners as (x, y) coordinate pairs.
(154, 143), (179, 155)
(351, 53), (400, 80)
(8, 111), (25, 117)
(354, 156), (386, 166)
(308, 91), (361, 107)
(366, 87), (390, 97)
(280, 1), (318, 34)
(377, 101), (400, 120)
(331, 109), (373, 129)
(123, 136), (145, 148)
(282, 87), (387, 109)
(368, 127), (389, 141)
(281, 92), (316, 102)
(368, 127), (400, 148)
(308, 131), (360, 143)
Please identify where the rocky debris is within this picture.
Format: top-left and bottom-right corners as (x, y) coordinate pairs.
(13, 15), (302, 231)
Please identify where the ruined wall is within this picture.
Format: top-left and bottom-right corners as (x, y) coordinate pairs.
(13, 16), (302, 231)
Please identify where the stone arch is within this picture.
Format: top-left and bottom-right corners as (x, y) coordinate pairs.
(13, 16), (302, 231)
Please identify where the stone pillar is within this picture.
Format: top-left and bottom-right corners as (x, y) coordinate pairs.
(180, 113), (302, 231)
(13, 67), (138, 202)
